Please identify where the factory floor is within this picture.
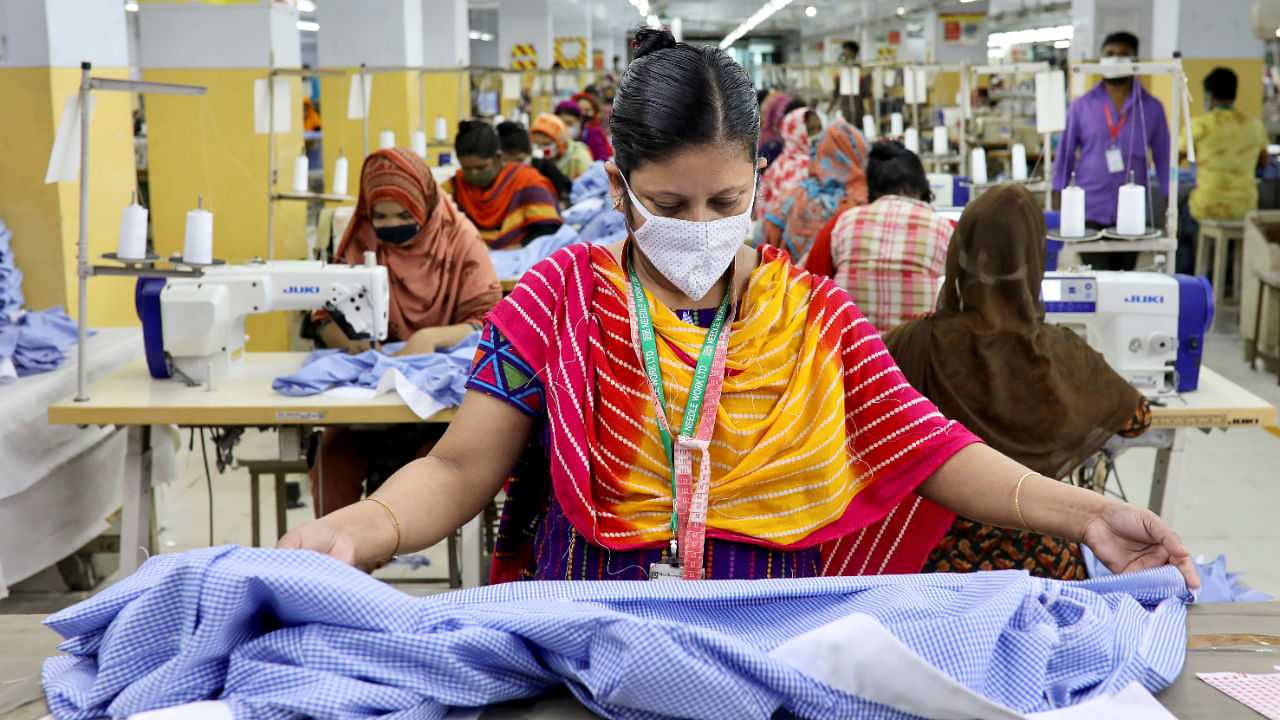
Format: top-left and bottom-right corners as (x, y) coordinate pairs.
(4, 312), (1280, 614)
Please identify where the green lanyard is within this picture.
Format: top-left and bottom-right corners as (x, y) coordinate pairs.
(627, 258), (732, 546)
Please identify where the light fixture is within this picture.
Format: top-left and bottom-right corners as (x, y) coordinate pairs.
(296, 0), (316, 12)
(896, 6), (906, 16)
(719, 0), (795, 49)
(124, 1), (138, 10)
(297, 20), (319, 32)
(1275, 26), (1280, 37)
(468, 30), (495, 42)
(1053, 39), (1070, 48)
(805, 5), (817, 16)
(647, 14), (661, 28)
(987, 24), (1074, 48)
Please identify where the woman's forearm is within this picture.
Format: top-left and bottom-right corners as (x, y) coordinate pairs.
(916, 443), (1113, 543)
(429, 323), (477, 349)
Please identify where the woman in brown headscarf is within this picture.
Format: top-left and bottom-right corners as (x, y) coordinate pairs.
(312, 147), (502, 516)
(882, 183), (1151, 579)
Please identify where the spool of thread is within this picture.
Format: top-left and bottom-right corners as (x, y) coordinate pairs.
(932, 125), (948, 156)
(379, 129), (395, 150)
(903, 127), (920, 154)
(1060, 184), (1086, 237)
(493, 114), (505, 126)
(1116, 175), (1146, 235)
(520, 112), (530, 127)
(862, 114), (877, 140)
(117, 192), (148, 260)
(890, 112), (904, 137)
(970, 148), (988, 184)
(410, 130), (427, 158)
(183, 196), (213, 265)
(332, 154), (349, 196)
(1011, 143), (1028, 180)
(291, 154), (309, 193)
(434, 116), (448, 142)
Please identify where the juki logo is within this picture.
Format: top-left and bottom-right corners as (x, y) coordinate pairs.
(284, 286), (321, 295)
(1124, 294), (1165, 304)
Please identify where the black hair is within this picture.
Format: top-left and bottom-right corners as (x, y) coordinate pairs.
(1204, 67), (1238, 102)
(555, 104), (583, 121)
(757, 88), (771, 106)
(842, 41), (859, 57)
(455, 120), (499, 159)
(783, 98), (808, 115)
(496, 121), (532, 155)
(1101, 31), (1139, 56)
(610, 27), (759, 177)
(867, 141), (932, 203)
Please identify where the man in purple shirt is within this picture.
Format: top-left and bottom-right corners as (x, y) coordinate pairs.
(1053, 32), (1170, 270)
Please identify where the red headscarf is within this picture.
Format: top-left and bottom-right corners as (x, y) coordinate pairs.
(335, 147), (501, 340)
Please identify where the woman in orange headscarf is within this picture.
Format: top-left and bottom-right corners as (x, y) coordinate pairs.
(763, 119), (869, 260)
(311, 146), (503, 516)
(530, 113), (593, 180)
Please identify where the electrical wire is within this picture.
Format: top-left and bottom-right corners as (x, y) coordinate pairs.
(199, 428), (214, 547)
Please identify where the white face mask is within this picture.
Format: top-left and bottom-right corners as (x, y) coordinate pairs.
(1098, 56), (1135, 80)
(621, 171), (754, 301)
(568, 125), (582, 140)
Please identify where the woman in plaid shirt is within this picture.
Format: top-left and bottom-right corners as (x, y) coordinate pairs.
(803, 141), (954, 333)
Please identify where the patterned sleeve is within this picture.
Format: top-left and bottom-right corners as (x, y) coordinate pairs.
(467, 324), (547, 420)
(1117, 395), (1152, 438)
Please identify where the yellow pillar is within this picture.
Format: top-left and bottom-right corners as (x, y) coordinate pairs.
(138, 0), (306, 350)
(0, 4), (136, 326)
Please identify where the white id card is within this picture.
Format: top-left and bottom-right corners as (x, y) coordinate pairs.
(648, 562), (684, 580)
(1105, 146), (1125, 174)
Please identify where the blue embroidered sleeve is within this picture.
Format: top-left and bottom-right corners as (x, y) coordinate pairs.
(466, 324), (546, 420)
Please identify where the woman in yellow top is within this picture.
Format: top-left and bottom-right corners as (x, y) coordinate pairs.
(530, 113), (594, 180)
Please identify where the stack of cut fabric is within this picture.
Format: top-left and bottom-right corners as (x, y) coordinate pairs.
(0, 216), (82, 381)
(564, 161), (628, 246)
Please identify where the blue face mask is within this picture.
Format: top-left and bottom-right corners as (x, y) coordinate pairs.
(374, 223), (419, 245)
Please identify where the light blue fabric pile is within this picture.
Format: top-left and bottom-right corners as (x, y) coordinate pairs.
(564, 161), (628, 247)
(1082, 544), (1271, 602)
(0, 215), (83, 377)
(488, 224), (586, 280)
(271, 333), (478, 404)
(42, 545), (1192, 720)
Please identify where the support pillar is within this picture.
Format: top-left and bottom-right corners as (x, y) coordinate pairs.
(0, 1), (135, 325)
(1149, 0), (1266, 121)
(422, 0), (470, 168)
(138, 0), (305, 350)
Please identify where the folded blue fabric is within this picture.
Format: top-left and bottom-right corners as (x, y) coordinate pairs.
(3, 306), (83, 375)
(563, 196), (606, 225)
(1082, 544), (1271, 602)
(271, 333), (479, 405)
(0, 217), (27, 320)
(579, 204), (628, 245)
(42, 546), (1191, 720)
(569, 160), (609, 206)
(488, 224), (585, 280)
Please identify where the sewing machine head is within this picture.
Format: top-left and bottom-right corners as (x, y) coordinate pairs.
(136, 256), (389, 383)
(1042, 271), (1213, 395)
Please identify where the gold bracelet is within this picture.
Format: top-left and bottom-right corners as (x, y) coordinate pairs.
(1014, 471), (1037, 531)
(361, 497), (401, 561)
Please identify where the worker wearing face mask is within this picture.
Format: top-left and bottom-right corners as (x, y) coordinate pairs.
(496, 121), (573, 206)
(1052, 31), (1170, 271)
(310, 147), (502, 516)
(442, 120), (563, 249)
(530, 113), (594, 181)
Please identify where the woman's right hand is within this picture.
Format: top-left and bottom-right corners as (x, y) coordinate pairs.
(276, 518), (360, 566)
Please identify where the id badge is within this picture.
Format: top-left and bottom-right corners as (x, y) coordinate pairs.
(648, 562), (684, 581)
(1105, 146), (1125, 174)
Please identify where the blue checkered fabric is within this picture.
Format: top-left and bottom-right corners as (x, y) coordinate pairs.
(42, 547), (1191, 720)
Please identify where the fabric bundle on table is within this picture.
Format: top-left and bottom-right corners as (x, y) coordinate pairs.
(42, 545), (1192, 720)
(271, 333), (478, 419)
(488, 224), (586, 281)
(0, 215), (83, 381)
(563, 161), (628, 246)
(1083, 544), (1272, 602)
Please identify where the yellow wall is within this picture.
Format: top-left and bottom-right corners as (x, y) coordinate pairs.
(319, 68), (420, 196)
(0, 66), (138, 326)
(143, 67), (306, 350)
(422, 70), (468, 167)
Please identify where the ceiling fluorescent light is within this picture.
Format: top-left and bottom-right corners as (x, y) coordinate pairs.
(297, 20), (319, 32)
(719, 0), (794, 49)
(296, 0), (316, 12)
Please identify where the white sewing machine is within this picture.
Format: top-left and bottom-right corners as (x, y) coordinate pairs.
(1042, 271), (1213, 396)
(138, 256), (389, 383)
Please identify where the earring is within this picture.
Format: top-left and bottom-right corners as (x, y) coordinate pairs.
(612, 196), (622, 208)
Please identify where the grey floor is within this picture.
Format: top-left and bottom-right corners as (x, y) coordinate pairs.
(4, 313), (1279, 613)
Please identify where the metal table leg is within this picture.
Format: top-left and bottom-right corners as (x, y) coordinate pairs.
(1149, 428), (1189, 525)
(460, 512), (483, 588)
(119, 425), (154, 575)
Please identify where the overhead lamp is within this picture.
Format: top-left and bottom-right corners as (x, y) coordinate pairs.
(897, 6), (906, 16)
(297, 20), (319, 32)
(805, 5), (817, 17)
(124, 1), (138, 10)
(468, 30), (495, 41)
(647, 14), (661, 28)
(719, 0), (795, 49)
(297, 0), (316, 12)
(1053, 39), (1070, 48)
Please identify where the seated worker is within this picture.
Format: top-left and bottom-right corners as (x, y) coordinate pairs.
(281, 29), (1197, 593)
(530, 113), (594, 181)
(756, 106), (813, 222)
(572, 91), (614, 160)
(883, 184), (1153, 580)
(803, 141), (954, 333)
(556, 100), (612, 162)
(757, 92), (793, 168)
(311, 147), (502, 516)
(1176, 67), (1269, 275)
(496, 120), (572, 206)
(442, 121), (563, 249)
(763, 119), (869, 260)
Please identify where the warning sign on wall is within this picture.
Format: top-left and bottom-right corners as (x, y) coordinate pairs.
(511, 44), (537, 70)
(592, 49), (605, 69)
(940, 14), (985, 45)
(555, 37), (587, 69)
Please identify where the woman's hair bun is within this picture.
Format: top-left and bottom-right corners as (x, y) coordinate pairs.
(632, 27), (677, 59)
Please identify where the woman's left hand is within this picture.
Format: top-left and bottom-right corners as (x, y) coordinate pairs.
(393, 328), (443, 357)
(1081, 503), (1200, 590)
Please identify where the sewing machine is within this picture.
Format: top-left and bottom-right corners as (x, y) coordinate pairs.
(1042, 271), (1213, 395)
(136, 256), (389, 383)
